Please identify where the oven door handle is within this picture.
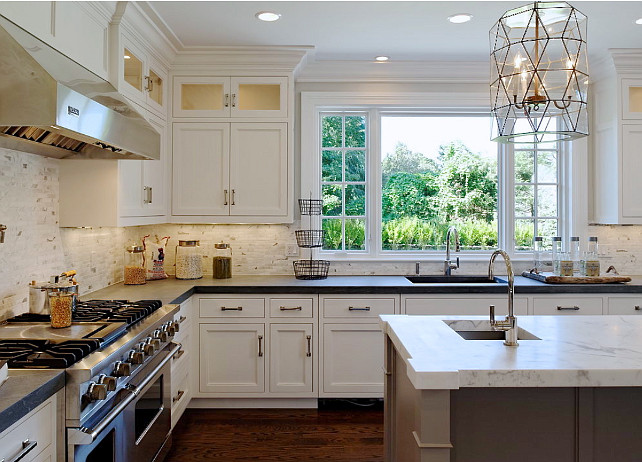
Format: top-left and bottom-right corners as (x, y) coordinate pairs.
(68, 342), (182, 446)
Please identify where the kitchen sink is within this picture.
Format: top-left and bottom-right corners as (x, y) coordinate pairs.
(406, 275), (502, 284)
(443, 320), (540, 341)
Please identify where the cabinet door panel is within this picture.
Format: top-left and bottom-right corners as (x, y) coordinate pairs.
(173, 76), (230, 118)
(231, 77), (287, 118)
(322, 323), (384, 395)
(118, 159), (144, 217)
(269, 324), (313, 393)
(0, 2), (54, 43)
(141, 113), (167, 216)
(622, 125), (642, 217)
(533, 297), (603, 315)
(405, 297), (528, 316)
(199, 323), (265, 393)
(172, 123), (229, 215)
(229, 123), (287, 216)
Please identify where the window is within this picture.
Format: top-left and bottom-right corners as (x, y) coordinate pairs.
(302, 93), (568, 260)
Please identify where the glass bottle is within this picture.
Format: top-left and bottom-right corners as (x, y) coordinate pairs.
(583, 237), (600, 277)
(533, 236), (544, 272)
(569, 236), (580, 275)
(124, 245), (147, 285)
(551, 236), (563, 275)
(559, 252), (574, 276)
(213, 242), (233, 279)
(175, 240), (203, 279)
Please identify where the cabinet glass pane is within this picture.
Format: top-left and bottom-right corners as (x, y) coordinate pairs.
(124, 48), (143, 91)
(238, 84), (280, 111)
(148, 69), (163, 106)
(630, 87), (642, 113)
(181, 84), (223, 111)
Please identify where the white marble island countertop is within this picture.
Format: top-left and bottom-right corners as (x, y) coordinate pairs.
(380, 314), (642, 390)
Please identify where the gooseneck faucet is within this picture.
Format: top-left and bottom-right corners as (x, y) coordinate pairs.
(488, 249), (518, 346)
(444, 226), (460, 276)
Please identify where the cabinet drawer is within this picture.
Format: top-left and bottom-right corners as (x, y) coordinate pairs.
(405, 297), (528, 316)
(0, 397), (54, 461)
(269, 298), (313, 318)
(533, 297), (603, 315)
(608, 297), (642, 315)
(171, 370), (191, 428)
(323, 298), (395, 318)
(200, 298), (265, 317)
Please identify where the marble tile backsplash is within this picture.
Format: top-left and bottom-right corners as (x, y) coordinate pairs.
(0, 148), (125, 318)
(2, 146), (642, 319)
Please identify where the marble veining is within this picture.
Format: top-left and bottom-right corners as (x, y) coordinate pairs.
(380, 314), (642, 389)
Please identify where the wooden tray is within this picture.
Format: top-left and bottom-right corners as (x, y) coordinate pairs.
(522, 271), (631, 284)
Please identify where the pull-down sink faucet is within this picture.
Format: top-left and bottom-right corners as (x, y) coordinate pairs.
(444, 226), (460, 276)
(488, 249), (518, 346)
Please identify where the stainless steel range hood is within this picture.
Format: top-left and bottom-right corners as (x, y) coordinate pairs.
(0, 15), (160, 160)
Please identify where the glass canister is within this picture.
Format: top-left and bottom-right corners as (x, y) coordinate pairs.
(551, 236), (563, 275)
(213, 242), (233, 279)
(176, 240), (203, 279)
(124, 245), (147, 285)
(48, 286), (76, 328)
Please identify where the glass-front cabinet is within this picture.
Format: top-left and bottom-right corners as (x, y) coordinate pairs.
(119, 35), (167, 119)
(173, 76), (288, 118)
(622, 78), (642, 120)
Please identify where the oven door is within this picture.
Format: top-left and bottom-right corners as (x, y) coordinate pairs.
(68, 343), (180, 462)
(122, 348), (173, 462)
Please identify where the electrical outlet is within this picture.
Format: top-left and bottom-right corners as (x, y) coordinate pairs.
(286, 244), (299, 257)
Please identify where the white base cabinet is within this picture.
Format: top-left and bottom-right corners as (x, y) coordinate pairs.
(269, 323), (314, 394)
(170, 298), (194, 429)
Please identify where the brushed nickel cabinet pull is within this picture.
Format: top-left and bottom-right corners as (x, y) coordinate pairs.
(635, 305), (641, 311)
(143, 186), (150, 204)
(306, 335), (312, 357)
(221, 306), (242, 311)
(231, 189), (236, 205)
(173, 349), (185, 360)
(280, 306), (302, 311)
(557, 306), (580, 311)
(224, 93), (230, 107)
(148, 186), (152, 204)
(2, 439), (37, 462)
(349, 306), (371, 311)
(144, 75), (153, 92)
(258, 335), (263, 357)
(232, 93), (237, 107)
(172, 390), (185, 404)
(224, 189), (228, 206)
(179, 315), (187, 324)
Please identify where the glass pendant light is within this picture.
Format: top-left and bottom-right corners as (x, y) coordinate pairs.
(490, 2), (589, 143)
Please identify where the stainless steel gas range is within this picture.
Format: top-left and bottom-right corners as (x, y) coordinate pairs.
(0, 300), (181, 462)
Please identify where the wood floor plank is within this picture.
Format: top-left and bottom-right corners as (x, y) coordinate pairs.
(166, 407), (384, 462)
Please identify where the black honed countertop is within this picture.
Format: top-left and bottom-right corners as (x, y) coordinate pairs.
(0, 370), (64, 434)
(84, 275), (642, 305)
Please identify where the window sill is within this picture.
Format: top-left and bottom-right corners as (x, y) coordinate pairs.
(316, 252), (536, 263)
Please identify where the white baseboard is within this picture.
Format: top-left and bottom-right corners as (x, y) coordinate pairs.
(187, 398), (319, 409)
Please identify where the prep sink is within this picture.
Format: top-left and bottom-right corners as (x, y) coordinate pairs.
(443, 319), (540, 341)
(406, 275), (502, 284)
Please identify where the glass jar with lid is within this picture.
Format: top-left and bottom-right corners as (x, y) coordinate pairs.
(124, 245), (147, 285)
(48, 285), (76, 328)
(175, 240), (203, 279)
(213, 242), (233, 279)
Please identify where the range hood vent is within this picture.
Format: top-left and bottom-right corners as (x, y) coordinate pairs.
(0, 15), (160, 160)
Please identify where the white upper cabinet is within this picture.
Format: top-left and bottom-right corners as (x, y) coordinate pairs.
(0, 1), (110, 79)
(173, 76), (288, 119)
(111, 30), (168, 119)
(591, 51), (642, 224)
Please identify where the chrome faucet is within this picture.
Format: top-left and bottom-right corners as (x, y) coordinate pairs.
(444, 226), (460, 276)
(488, 249), (518, 346)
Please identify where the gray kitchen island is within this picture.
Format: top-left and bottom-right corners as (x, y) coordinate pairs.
(380, 314), (642, 462)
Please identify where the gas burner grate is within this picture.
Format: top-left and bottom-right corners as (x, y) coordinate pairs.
(0, 339), (100, 368)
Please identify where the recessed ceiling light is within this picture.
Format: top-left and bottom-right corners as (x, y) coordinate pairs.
(375, 56), (389, 62)
(123, 55), (131, 60)
(448, 13), (473, 24)
(635, 17), (642, 25)
(256, 11), (281, 22)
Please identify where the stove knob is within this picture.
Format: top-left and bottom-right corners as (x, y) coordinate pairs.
(129, 349), (145, 365)
(98, 374), (117, 392)
(113, 361), (131, 377)
(164, 322), (176, 337)
(87, 382), (108, 401)
(154, 329), (168, 343)
(173, 320), (180, 333)
(142, 340), (155, 356)
(150, 338), (162, 350)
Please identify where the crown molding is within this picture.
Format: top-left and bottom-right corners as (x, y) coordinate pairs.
(171, 46), (314, 73)
(296, 60), (489, 84)
(609, 48), (642, 74)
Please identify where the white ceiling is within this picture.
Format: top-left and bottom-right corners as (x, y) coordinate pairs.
(149, 1), (642, 63)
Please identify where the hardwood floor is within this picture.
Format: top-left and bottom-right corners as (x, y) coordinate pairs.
(166, 403), (384, 462)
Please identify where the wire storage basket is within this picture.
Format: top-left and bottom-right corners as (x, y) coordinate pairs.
(293, 259), (330, 280)
(298, 199), (323, 216)
(295, 230), (325, 248)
